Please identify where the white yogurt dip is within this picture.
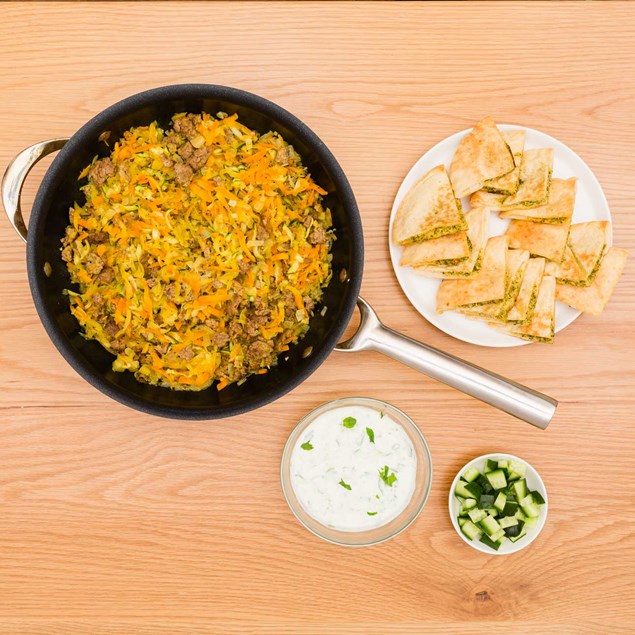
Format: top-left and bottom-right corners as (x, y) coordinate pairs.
(289, 404), (417, 532)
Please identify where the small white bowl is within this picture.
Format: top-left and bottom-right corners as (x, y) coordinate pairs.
(448, 453), (548, 555)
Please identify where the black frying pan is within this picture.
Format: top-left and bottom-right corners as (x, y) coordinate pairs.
(2, 85), (557, 426)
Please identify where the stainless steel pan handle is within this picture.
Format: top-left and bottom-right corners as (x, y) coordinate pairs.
(335, 297), (557, 429)
(2, 138), (69, 242)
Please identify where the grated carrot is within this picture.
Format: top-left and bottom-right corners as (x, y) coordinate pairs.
(63, 113), (333, 392)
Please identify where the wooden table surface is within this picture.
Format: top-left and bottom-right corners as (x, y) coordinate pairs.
(1, 2), (634, 633)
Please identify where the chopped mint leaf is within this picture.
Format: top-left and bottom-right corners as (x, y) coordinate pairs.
(342, 416), (357, 428)
(367, 511), (378, 516)
(366, 427), (375, 443)
(379, 465), (397, 487)
(300, 441), (313, 451)
(375, 494), (380, 499)
(380, 411), (385, 419)
(339, 479), (352, 490)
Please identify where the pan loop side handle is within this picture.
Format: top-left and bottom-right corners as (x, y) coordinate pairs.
(336, 297), (557, 429)
(1, 138), (69, 242)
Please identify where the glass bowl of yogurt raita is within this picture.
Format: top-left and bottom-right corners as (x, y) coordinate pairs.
(280, 397), (433, 546)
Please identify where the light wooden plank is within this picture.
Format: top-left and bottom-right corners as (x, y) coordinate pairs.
(0, 1), (633, 630)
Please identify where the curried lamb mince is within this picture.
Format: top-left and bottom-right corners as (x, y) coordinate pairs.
(61, 113), (333, 391)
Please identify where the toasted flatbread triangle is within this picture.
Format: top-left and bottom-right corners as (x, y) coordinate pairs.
(458, 249), (530, 321)
(414, 207), (488, 278)
(519, 274), (556, 341)
(499, 178), (576, 222)
(482, 130), (526, 195)
(449, 117), (515, 198)
(436, 235), (508, 312)
(505, 217), (570, 262)
(469, 190), (505, 212)
(392, 165), (466, 245)
(507, 257), (546, 323)
(400, 230), (470, 267)
(555, 247), (627, 315)
(492, 275), (556, 343)
(506, 130), (526, 167)
(501, 148), (554, 210)
(545, 221), (610, 286)
(568, 221), (610, 274)
(545, 244), (586, 282)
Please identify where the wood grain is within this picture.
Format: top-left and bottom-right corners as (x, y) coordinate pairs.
(1, 2), (634, 633)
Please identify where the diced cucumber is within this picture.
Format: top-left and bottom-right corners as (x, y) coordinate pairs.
(508, 459), (527, 478)
(512, 478), (527, 501)
(464, 481), (483, 499)
(502, 500), (519, 516)
(494, 492), (507, 512)
(485, 469), (507, 491)
(476, 474), (494, 494)
(467, 508), (487, 523)
(520, 495), (540, 518)
(484, 459), (498, 473)
(505, 520), (525, 538)
(478, 494), (496, 510)
(509, 527), (528, 542)
(461, 520), (482, 541)
(479, 534), (503, 551)
(459, 498), (477, 517)
(455, 480), (473, 499)
(478, 514), (501, 537)
(454, 456), (541, 552)
(462, 466), (481, 483)
(499, 515), (518, 529)
(530, 490), (546, 505)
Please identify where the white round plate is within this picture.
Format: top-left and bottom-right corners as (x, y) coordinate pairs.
(449, 453), (548, 555)
(389, 125), (612, 347)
